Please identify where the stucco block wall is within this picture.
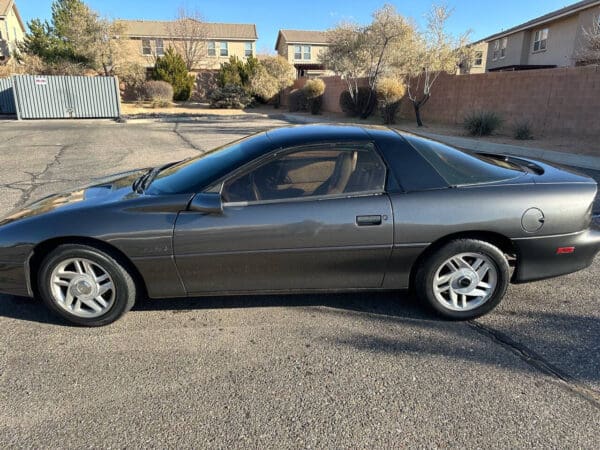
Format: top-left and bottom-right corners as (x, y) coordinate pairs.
(281, 76), (368, 113)
(283, 66), (600, 137)
(397, 65), (600, 136)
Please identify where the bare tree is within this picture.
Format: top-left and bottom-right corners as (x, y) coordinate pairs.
(321, 4), (413, 118)
(399, 5), (471, 126)
(575, 15), (600, 66)
(168, 7), (208, 71)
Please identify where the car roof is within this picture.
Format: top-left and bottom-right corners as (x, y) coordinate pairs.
(265, 124), (397, 148)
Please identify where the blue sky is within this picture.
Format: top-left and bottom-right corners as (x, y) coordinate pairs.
(19, 0), (574, 52)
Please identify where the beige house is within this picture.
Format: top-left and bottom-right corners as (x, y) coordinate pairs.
(484, 0), (600, 71)
(457, 40), (488, 74)
(275, 29), (332, 78)
(119, 20), (258, 72)
(0, 0), (25, 62)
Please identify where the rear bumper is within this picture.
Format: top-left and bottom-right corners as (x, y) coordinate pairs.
(512, 225), (600, 283)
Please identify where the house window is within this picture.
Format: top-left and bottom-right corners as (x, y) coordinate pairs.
(533, 28), (548, 52)
(492, 40), (500, 60)
(245, 42), (253, 57)
(294, 45), (302, 59)
(207, 41), (216, 56)
(155, 39), (164, 56)
(500, 38), (507, 58)
(220, 41), (228, 57)
(473, 51), (483, 66)
(303, 45), (311, 60)
(142, 39), (152, 55)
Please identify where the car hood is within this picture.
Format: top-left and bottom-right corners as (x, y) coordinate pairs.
(0, 168), (148, 227)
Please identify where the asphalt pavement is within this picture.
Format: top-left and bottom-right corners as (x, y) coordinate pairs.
(0, 117), (599, 448)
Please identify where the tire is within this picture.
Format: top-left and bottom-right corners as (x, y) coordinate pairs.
(415, 239), (509, 320)
(38, 244), (136, 326)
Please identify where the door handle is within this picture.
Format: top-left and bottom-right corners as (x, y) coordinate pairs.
(356, 215), (382, 226)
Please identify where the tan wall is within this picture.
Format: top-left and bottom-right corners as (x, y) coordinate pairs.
(397, 65), (600, 136)
(281, 76), (368, 112)
(122, 37), (256, 70)
(283, 66), (600, 137)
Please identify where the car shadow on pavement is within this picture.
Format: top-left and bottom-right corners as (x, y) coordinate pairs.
(133, 290), (431, 319)
(0, 291), (430, 327)
(3, 292), (599, 385)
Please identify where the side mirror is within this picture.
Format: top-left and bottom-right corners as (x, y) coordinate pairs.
(188, 192), (223, 214)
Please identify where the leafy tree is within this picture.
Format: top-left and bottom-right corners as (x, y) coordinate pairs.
(249, 65), (279, 102)
(152, 47), (196, 101)
(20, 0), (125, 75)
(575, 15), (600, 65)
(255, 56), (295, 106)
(375, 77), (405, 124)
(217, 56), (246, 87)
(168, 7), (208, 70)
(398, 5), (471, 126)
(321, 4), (413, 118)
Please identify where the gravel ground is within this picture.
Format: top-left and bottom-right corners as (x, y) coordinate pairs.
(0, 117), (599, 448)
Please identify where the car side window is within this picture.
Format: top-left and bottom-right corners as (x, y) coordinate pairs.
(222, 143), (386, 203)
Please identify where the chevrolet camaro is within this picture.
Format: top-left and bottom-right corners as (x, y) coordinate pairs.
(0, 125), (598, 326)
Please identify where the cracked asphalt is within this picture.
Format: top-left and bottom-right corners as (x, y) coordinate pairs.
(0, 117), (599, 448)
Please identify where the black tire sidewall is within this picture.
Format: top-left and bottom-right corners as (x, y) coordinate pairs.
(38, 245), (136, 326)
(417, 239), (510, 320)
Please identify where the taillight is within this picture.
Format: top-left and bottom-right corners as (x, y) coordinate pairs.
(556, 247), (575, 254)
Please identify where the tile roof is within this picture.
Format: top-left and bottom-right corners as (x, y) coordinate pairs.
(276, 29), (329, 49)
(119, 19), (258, 40)
(484, 0), (600, 41)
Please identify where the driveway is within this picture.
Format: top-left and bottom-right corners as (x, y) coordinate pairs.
(0, 117), (599, 448)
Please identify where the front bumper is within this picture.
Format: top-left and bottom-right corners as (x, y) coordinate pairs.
(512, 225), (600, 283)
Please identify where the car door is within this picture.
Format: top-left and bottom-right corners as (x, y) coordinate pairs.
(173, 142), (394, 294)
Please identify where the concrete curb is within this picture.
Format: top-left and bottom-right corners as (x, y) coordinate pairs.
(279, 113), (600, 171)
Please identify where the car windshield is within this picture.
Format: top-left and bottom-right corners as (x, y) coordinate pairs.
(403, 134), (526, 186)
(145, 132), (272, 195)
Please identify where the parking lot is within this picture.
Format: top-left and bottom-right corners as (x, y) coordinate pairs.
(1, 117), (599, 448)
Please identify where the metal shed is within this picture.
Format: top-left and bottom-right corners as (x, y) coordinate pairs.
(0, 78), (16, 115)
(11, 75), (121, 119)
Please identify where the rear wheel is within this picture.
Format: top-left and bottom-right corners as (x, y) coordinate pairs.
(38, 244), (136, 326)
(415, 239), (509, 320)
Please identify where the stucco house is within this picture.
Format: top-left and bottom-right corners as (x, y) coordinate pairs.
(0, 0), (25, 62)
(275, 29), (332, 78)
(484, 0), (600, 71)
(118, 19), (258, 73)
(457, 40), (488, 74)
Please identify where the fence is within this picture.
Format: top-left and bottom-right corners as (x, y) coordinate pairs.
(1, 75), (121, 119)
(0, 78), (16, 114)
(283, 65), (600, 136)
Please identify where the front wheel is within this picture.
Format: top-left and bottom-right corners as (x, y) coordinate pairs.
(415, 239), (510, 320)
(38, 244), (136, 326)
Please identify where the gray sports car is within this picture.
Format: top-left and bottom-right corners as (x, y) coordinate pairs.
(0, 125), (598, 326)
